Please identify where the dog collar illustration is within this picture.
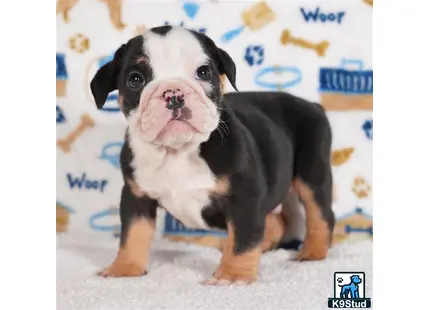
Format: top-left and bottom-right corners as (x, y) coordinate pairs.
(89, 207), (120, 232)
(100, 142), (124, 169)
(255, 65), (302, 90)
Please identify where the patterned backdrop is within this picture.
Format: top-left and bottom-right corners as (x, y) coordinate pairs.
(56, 0), (373, 247)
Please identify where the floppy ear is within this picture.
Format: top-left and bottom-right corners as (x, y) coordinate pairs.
(90, 44), (127, 109)
(216, 48), (238, 91)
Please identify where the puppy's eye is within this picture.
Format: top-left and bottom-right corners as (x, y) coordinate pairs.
(127, 72), (145, 89)
(195, 65), (212, 81)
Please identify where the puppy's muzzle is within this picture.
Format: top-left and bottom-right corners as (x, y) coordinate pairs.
(136, 78), (218, 147)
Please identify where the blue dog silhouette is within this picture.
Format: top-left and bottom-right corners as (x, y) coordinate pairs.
(339, 275), (362, 299)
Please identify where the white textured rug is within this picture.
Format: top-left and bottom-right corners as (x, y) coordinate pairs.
(57, 233), (373, 310)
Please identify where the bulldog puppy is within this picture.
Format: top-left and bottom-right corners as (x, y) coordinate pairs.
(90, 25), (335, 285)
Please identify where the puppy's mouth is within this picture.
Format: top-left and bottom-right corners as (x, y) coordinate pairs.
(156, 118), (196, 144)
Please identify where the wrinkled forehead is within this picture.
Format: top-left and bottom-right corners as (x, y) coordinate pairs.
(142, 27), (210, 80)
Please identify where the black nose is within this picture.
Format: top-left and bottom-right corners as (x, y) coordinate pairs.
(166, 95), (185, 110)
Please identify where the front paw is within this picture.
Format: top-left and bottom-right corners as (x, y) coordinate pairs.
(202, 266), (257, 286)
(295, 240), (328, 261)
(98, 261), (147, 278)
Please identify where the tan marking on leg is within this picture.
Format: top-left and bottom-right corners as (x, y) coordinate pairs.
(209, 176), (230, 197)
(261, 213), (286, 253)
(293, 178), (330, 260)
(203, 222), (261, 285)
(99, 218), (155, 277)
(126, 179), (147, 198)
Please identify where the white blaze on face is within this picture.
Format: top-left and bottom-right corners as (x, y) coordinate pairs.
(144, 28), (211, 91)
(127, 27), (220, 150)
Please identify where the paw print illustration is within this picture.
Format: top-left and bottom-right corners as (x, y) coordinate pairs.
(362, 119), (373, 140)
(337, 277), (343, 283)
(69, 33), (90, 54)
(352, 177), (372, 199)
(244, 45), (265, 66)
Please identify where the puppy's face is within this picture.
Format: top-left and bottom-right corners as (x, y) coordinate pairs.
(91, 26), (237, 150)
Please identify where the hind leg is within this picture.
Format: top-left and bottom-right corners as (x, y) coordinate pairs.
(293, 122), (335, 260)
(260, 210), (286, 253)
(278, 188), (306, 248)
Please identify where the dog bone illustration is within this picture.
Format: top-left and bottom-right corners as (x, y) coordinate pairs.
(280, 29), (329, 57)
(363, 0), (373, 6)
(101, 0), (126, 30)
(56, 0), (79, 23)
(134, 25), (148, 36)
(331, 147), (355, 166)
(57, 113), (95, 153)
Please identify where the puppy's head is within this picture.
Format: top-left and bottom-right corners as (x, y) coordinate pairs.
(90, 26), (237, 150)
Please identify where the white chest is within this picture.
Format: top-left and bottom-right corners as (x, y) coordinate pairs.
(132, 149), (216, 230)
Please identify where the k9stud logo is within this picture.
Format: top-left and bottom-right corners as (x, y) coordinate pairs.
(328, 272), (372, 308)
